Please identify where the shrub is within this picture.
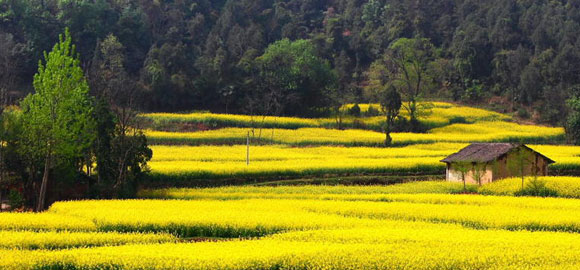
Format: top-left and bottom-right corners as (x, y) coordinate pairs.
(352, 119), (367, 129)
(8, 190), (25, 209)
(449, 116), (468, 124)
(366, 105), (380, 117)
(514, 178), (559, 198)
(348, 104), (361, 117)
(517, 108), (530, 119)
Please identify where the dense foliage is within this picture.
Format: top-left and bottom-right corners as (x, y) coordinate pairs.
(19, 29), (96, 211)
(0, 29), (151, 210)
(2, 0), (580, 123)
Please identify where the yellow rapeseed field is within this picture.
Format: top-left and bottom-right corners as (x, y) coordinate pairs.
(145, 121), (564, 146)
(142, 112), (324, 129)
(0, 231), (175, 250)
(2, 188), (580, 269)
(147, 143), (453, 180)
(146, 143), (580, 181)
(138, 181), (477, 200)
(142, 102), (514, 131)
(42, 193), (580, 235)
(2, 102), (578, 269)
(142, 101), (567, 182)
(345, 102), (511, 127)
(0, 212), (96, 231)
(3, 224), (580, 269)
(479, 176), (580, 198)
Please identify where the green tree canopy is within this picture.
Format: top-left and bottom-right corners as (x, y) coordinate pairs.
(20, 28), (95, 211)
(380, 85), (402, 146)
(566, 95), (580, 145)
(254, 39), (336, 116)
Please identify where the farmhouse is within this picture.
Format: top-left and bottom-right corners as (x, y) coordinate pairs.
(441, 143), (555, 185)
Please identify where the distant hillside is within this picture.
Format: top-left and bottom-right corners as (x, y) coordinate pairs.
(1, 0), (580, 124)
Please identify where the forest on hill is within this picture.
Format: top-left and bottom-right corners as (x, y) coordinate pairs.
(2, 0), (580, 124)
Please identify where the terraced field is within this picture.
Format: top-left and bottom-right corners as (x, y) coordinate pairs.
(2, 183), (580, 269)
(139, 102), (571, 185)
(2, 102), (577, 269)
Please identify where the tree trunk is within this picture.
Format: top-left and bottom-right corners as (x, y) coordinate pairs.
(36, 151), (51, 212)
(385, 132), (392, 146)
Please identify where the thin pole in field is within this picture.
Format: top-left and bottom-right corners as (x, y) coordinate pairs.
(246, 131), (250, 166)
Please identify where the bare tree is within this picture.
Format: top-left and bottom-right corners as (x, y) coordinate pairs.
(245, 73), (285, 143)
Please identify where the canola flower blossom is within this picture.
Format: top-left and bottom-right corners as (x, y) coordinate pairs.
(146, 143), (580, 181)
(0, 231), (176, 250)
(142, 102), (514, 131)
(145, 121), (564, 146)
(2, 188), (580, 269)
(479, 176), (580, 198)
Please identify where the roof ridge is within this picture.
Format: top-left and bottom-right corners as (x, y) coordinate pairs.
(440, 143), (551, 164)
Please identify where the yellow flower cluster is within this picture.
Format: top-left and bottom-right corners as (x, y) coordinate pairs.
(2, 188), (580, 269)
(142, 102), (514, 131)
(145, 120), (564, 146)
(344, 102), (511, 127)
(138, 181), (475, 200)
(48, 199), (383, 237)
(147, 143), (580, 180)
(142, 112), (323, 129)
(0, 231), (175, 250)
(0, 212), (96, 231)
(147, 143), (450, 180)
(42, 193), (580, 235)
(479, 176), (580, 198)
(4, 225), (580, 269)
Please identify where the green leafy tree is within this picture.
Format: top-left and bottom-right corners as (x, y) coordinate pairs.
(507, 147), (534, 191)
(253, 39), (336, 116)
(566, 95), (580, 145)
(20, 29), (95, 211)
(366, 38), (435, 132)
(380, 86), (402, 146)
(328, 50), (354, 130)
(387, 38), (436, 130)
(89, 34), (152, 198)
(472, 163), (488, 186)
(453, 161), (472, 192)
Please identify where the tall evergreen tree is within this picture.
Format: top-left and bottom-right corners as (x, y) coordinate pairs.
(20, 28), (95, 211)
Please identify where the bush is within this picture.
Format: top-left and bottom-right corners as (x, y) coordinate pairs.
(449, 116), (468, 124)
(348, 104), (361, 117)
(514, 178), (559, 198)
(352, 119), (367, 129)
(392, 116), (409, 132)
(461, 80), (484, 103)
(366, 106), (380, 117)
(517, 108), (530, 119)
(8, 190), (25, 209)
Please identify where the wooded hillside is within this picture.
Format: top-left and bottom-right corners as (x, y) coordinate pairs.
(2, 0), (580, 124)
